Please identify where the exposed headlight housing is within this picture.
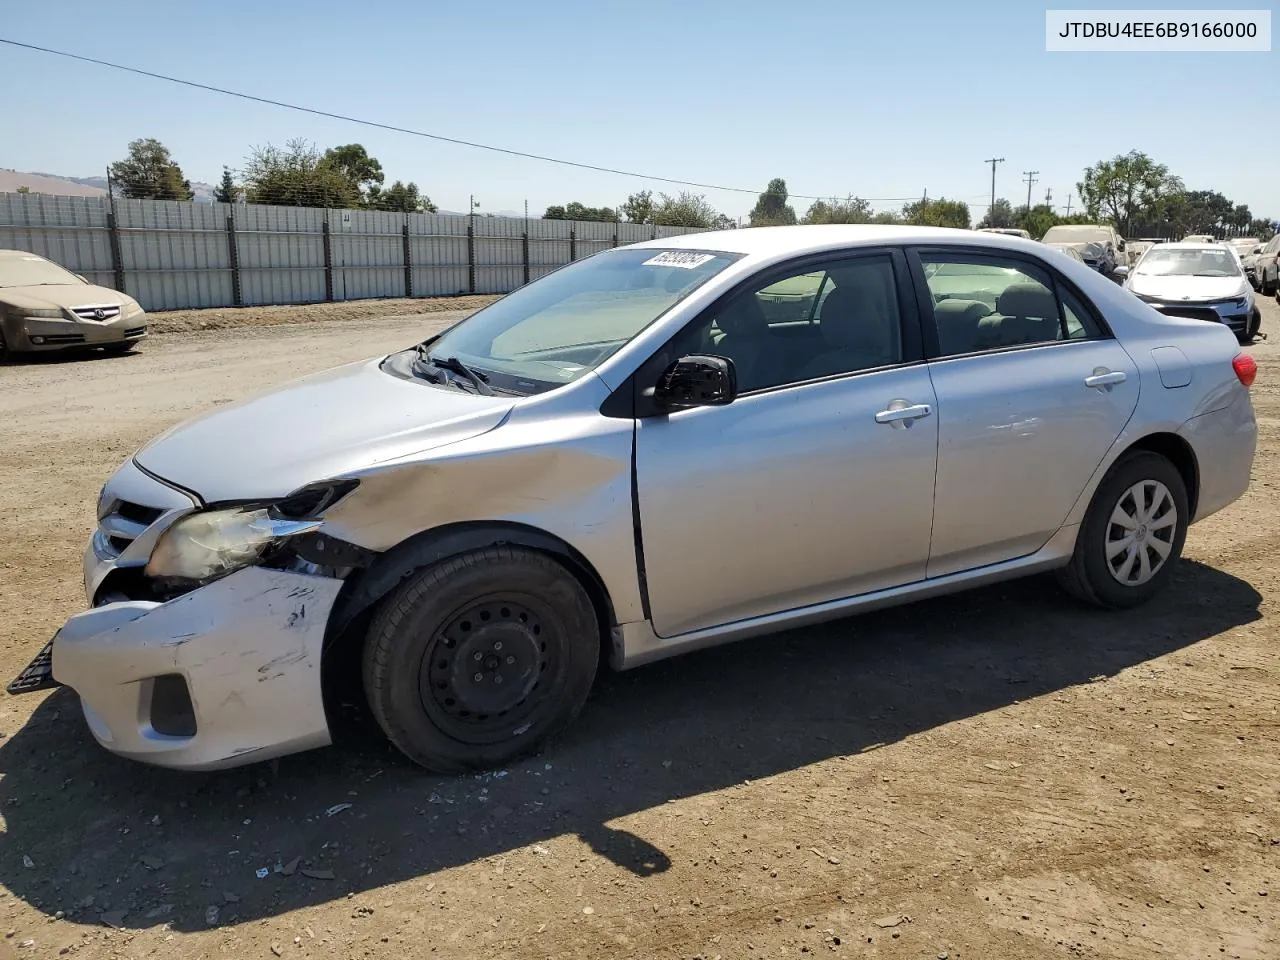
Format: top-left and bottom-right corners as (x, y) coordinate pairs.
(145, 508), (321, 582)
(144, 479), (359, 583)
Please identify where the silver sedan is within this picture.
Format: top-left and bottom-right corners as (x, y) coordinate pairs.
(16, 225), (1258, 774)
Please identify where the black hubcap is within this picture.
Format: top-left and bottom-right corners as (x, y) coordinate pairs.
(420, 600), (551, 736)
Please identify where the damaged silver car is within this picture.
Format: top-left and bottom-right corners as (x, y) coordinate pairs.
(12, 226), (1258, 773)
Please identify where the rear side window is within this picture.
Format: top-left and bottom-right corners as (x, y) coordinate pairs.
(920, 253), (1101, 357)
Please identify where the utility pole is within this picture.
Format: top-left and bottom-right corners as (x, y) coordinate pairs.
(1065, 193), (1074, 216)
(984, 157), (1005, 211)
(1044, 187), (1053, 211)
(1022, 170), (1039, 212)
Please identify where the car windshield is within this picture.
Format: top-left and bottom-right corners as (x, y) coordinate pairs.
(1041, 226), (1111, 245)
(0, 255), (83, 288)
(420, 247), (741, 392)
(1135, 248), (1241, 278)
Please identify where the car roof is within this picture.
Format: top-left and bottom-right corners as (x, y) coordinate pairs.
(0, 249), (49, 260)
(627, 224), (1041, 259)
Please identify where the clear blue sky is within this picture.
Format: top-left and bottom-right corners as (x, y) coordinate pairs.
(2, 0), (1277, 220)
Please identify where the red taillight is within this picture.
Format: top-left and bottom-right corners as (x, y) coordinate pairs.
(1233, 353), (1257, 388)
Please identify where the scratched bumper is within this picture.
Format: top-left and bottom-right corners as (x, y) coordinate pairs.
(50, 567), (343, 771)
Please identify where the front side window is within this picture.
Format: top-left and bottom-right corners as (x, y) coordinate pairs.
(921, 253), (1100, 356)
(423, 247), (741, 393)
(669, 255), (905, 393)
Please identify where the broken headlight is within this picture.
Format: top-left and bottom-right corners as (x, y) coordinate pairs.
(144, 479), (359, 584)
(144, 508), (322, 583)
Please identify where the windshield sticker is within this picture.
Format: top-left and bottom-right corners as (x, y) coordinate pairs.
(642, 251), (716, 270)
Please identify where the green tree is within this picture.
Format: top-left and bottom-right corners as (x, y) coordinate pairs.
(1249, 217), (1276, 241)
(544, 202), (617, 221)
(1017, 204), (1059, 239)
(802, 196), (873, 224)
(213, 167), (238, 204)
(365, 180), (436, 213)
(902, 197), (971, 229)
(871, 210), (902, 225)
(242, 139), (360, 208)
(1076, 150), (1182, 236)
(748, 177), (797, 226)
(977, 198), (1016, 229)
(653, 191), (726, 228)
(322, 144), (385, 198)
(109, 138), (194, 201)
(622, 190), (655, 224)
(15, 185), (30, 195)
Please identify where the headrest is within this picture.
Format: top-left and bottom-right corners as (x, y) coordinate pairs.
(996, 282), (1057, 320)
(933, 298), (991, 322)
(716, 294), (769, 337)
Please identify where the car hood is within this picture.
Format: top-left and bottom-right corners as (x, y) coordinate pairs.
(1128, 273), (1247, 302)
(0, 284), (138, 311)
(133, 356), (516, 503)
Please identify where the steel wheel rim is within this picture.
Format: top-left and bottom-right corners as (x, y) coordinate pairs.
(417, 595), (555, 745)
(1105, 479), (1177, 586)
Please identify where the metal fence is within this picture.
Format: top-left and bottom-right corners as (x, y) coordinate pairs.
(0, 193), (709, 311)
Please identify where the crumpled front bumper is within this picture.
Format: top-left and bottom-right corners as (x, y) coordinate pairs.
(51, 566), (343, 771)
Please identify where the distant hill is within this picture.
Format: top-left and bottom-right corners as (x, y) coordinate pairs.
(0, 169), (106, 197)
(1, 169), (218, 202)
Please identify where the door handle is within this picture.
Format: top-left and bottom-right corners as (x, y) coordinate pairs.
(1084, 369), (1127, 389)
(875, 402), (933, 425)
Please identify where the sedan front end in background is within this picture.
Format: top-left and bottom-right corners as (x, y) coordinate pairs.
(0, 249), (147, 359)
(1126, 242), (1260, 342)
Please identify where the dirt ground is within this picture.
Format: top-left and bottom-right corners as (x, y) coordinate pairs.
(0, 297), (1278, 960)
(143, 295), (502, 335)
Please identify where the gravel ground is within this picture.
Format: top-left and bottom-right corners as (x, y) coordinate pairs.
(0, 297), (1277, 959)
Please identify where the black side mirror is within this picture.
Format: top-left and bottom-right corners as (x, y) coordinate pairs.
(651, 355), (737, 409)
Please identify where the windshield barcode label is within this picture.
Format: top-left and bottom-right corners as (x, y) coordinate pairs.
(642, 251), (717, 270)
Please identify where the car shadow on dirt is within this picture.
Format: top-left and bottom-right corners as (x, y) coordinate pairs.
(0, 560), (1260, 933)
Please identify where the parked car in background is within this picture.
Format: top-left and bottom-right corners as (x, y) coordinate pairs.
(977, 227), (1032, 240)
(1125, 241), (1261, 342)
(1044, 242), (1088, 264)
(11, 225), (1257, 775)
(1256, 234), (1280, 295)
(1040, 224), (1126, 278)
(1182, 234), (1216, 244)
(0, 250), (147, 361)
(1241, 243), (1265, 289)
(1227, 238), (1260, 258)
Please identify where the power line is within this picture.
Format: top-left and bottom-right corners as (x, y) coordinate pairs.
(0, 36), (987, 205)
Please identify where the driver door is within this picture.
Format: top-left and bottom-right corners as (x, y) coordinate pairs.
(633, 249), (939, 637)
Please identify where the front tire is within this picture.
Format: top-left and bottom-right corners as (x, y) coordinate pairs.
(362, 546), (600, 773)
(1056, 450), (1188, 609)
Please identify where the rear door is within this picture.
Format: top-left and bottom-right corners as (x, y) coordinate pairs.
(909, 248), (1139, 579)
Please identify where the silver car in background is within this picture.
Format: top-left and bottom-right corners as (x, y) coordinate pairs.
(12, 226), (1258, 775)
(1125, 241), (1261, 342)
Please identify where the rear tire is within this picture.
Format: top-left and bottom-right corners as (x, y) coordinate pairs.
(1056, 451), (1188, 609)
(0, 331), (9, 364)
(362, 546), (600, 774)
